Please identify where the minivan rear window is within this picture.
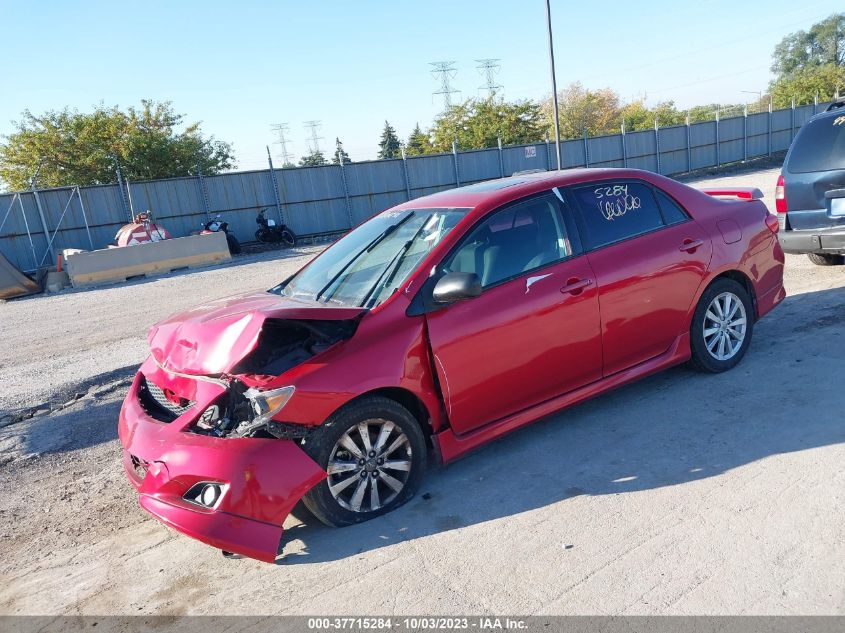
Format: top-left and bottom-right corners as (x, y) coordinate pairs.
(787, 115), (845, 173)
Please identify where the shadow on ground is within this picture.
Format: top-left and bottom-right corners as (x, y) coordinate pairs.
(277, 285), (845, 564)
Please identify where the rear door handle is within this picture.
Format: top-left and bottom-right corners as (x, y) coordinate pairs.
(679, 239), (704, 253)
(560, 278), (592, 295)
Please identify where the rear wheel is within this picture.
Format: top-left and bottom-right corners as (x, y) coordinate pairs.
(281, 229), (296, 247)
(301, 397), (426, 527)
(689, 278), (754, 373)
(807, 253), (844, 266)
(225, 233), (241, 255)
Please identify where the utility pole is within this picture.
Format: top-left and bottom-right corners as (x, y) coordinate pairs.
(476, 58), (502, 98)
(544, 0), (562, 170)
(430, 61), (460, 110)
(271, 123), (294, 166)
(303, 120), (324, 155)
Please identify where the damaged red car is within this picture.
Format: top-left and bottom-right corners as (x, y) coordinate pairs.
(119, 169), (785, 562)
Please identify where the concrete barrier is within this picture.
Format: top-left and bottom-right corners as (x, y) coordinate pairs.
(65, 232), (232, 288)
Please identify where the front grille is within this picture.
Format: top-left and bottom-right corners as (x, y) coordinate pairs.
(138, 376), (195, 423)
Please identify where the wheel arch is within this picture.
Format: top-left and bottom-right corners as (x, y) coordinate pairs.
(709, 269), (758, 318)
(328, 387), (434, 445)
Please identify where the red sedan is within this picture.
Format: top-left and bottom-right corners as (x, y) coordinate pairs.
(118, 169), (785, 562)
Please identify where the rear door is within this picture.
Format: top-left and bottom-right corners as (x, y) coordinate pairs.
(567, 180), (711, 376)
(784, 112), (845, 230)
(424, 193), (602, 435)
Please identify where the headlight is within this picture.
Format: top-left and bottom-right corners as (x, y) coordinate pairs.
(243, 385), (295, 425)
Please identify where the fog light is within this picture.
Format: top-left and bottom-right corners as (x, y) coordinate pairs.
(184, 481), (227, 509)
(200, 484), (221, 507)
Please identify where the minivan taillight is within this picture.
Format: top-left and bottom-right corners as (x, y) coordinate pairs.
(775, 174), (787, 213)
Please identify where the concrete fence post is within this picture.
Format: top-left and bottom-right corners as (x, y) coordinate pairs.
(400, 146), (412, 201)
(583, 128), (589, 167)
(620, 120), (628, 168)
(715, 110), (721, 167)
(452, 139), (461, 186)
(790, 97), (796, 141)
(768, 100), (773, 156)
(497, 136), (505, 178)
(743, 104), (748, 162)
(544, 134), (552, 171)
(653, 118), (662, 174)
(685, 114), (692, 173)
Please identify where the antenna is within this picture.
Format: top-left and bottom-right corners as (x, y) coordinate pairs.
(475, 58), (502, 97)
(270, 123), (294, 165)
(303, 120), (324, 154)
(430, 61), (460, 110)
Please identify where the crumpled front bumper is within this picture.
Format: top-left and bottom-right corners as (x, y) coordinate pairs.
(118, 360), (326, 563)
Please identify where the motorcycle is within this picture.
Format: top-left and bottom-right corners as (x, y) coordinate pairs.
(200, 214), (241, 254)
(255, 208), (296, 247)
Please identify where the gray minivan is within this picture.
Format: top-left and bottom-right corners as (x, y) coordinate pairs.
(777, 98), (845, 265)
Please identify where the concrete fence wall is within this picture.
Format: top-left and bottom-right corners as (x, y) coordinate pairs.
(0, 102), (824, 273)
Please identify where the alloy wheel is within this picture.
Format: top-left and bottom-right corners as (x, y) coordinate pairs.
(326, 419), (412, 513)
(703, 291), (747, 361)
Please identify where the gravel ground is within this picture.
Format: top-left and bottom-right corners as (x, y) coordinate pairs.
(0, 165), (842, 615)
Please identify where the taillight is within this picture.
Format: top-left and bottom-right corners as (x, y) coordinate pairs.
(775, 174), (787, 213)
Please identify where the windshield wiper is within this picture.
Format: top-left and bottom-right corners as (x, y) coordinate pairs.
(359, 220), (429, 308)
(315, 211), (415, 302)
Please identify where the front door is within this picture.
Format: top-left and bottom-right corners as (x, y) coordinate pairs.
(424, 193), (603, 436)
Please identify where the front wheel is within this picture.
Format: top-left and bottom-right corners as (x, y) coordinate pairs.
(301, 397), (426, 527)
(807, 253), (844, 266)
(689, 278), (754, 373)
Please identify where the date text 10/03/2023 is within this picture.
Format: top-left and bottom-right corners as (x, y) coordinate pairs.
(306, 617), (529, 630)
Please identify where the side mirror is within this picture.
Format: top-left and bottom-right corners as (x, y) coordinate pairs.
(432, 272), (482, 304)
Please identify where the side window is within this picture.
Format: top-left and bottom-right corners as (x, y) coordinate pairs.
(571, 181), (664, 249)
(446, 196), (570, 288)
(655, 190), (689, 225)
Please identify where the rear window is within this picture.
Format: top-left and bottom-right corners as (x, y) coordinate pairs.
(787, 114), (845, 173)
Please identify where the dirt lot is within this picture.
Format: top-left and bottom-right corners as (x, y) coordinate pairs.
(1, 165), (843, 615)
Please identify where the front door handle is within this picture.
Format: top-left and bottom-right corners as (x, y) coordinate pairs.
(560, 278), (592, 295)
(679, 238), (704, 253)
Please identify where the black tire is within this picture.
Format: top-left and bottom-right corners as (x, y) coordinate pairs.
(689, 278), (754, 373)
(225, 233), (241, 255)
(301, 396), (426, 527)
(281, 229), (296, 247)
(807, 253), (844, 266)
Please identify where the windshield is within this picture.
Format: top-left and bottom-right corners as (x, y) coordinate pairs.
(274, 208), (469, 307)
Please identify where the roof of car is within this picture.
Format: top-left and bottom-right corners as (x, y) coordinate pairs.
(398, 168), (656, 211)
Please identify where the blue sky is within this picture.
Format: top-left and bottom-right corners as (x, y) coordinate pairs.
(0, 0), (841, 168)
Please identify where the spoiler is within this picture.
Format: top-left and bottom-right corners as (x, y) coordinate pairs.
(700, 188), (764, 201)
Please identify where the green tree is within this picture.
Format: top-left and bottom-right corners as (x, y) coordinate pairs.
(377, 121), (401, 159)
(771, 13), (845, 76)
(405, 123), (432, 156)
(0, 100), (234, 191)
(770, 63), (845, 108)
(429, 97), (546, 153)
(332, 138), (351, 165)
(299, 149), (328, 166)
(543, 83), (623, 138)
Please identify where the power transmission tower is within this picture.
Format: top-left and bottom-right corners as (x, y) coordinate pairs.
(303, 120), (324, 154)
(270, 123), (294, 165)
(475, 58), (502, 97)
(430, 61), (460, 110)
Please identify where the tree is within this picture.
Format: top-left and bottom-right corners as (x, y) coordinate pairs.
(299, 149), (327, 167)
(429, 97), (546, 153)
(770, 63), (845, 108)
(332, 138), (351, 165)
(405, 123), (432, 156)
(771, 13), (845, 76)
(543, 83), (623, 138)
(377, 121), (401, 159)
(0, 100), (234, 191)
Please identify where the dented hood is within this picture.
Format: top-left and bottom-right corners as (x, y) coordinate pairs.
(148, 291), (366, 376)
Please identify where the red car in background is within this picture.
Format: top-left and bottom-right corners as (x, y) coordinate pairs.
(118, 168), (785, 562)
